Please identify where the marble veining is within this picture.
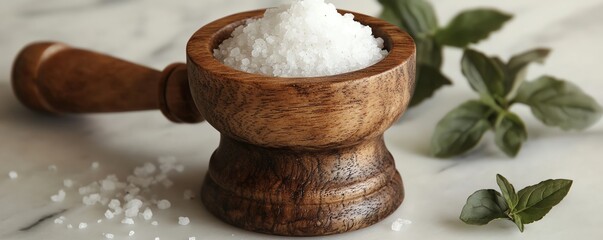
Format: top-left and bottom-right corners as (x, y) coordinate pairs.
(1, 0), (602, 239)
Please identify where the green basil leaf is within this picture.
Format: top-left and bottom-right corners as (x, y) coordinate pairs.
(379, 6), (403, 29)
(409, 64), (451, 107)
(431, 100), (493, 157)
(460, 189), (510, 225)
(512, 213), (525, 232)
(435, 9), (512, 48)
(494, 112), (527, 157)
(378, 0), (438, 38)
(505, 48), (551, 99)
(496, 174), (519, 211)
(516, 76), (603, 130)
(415, 36), (443, 68)
(462, 49), (506, 102)
(515, 179), (573, 224)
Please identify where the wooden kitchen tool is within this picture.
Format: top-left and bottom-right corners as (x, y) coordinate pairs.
(11, 9), (416, 236)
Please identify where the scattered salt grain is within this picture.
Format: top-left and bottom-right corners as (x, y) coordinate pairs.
(104, 210), (115, 220)
(183, 189), (195, 200)
(8, 171), (18, 180)
(54, 218), (64, 224)
(157, 199), (171, 210)
(155, 237), (160, 240)
(108, 199), (121, 209)
(83, 193), (101, 205)
(189, 237), (196, 240)
(128, 230), (135, 236)
(213, 0), (388, 77)
(91, 161), (100, 169)
(142, 207), (153, 220)
(63, 179), (74, 188)
(103, 233), (114, 239)
(391, 218), (412, 231)
(151, 221), (158, 226)
(51, 189), (66, 202)
(67, 224), (73, 229)
(97, 219), (103, 223)
(178, 216), (190, 226)
(48, 165), (58, 172)
(121, 217), (135, 225)
(78, 222), (88, 229)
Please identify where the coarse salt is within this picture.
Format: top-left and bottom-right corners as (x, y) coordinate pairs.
(104, 210), (115, 220)
(214, 0), (387, 77)
(91, 162), (100, 169)
(189, 237), (196, 240)
(142, 207), (153, 220)
(8, 171), (18, 179)
(63, 179), (74, 188)
(151, 221), (158, 226)
(157, 199), (171, 210)
(129, 230), (135, 236)
(178, 216), (190, 226)
(103, 233), (114, 239)
(121, 217), (135, 225)
(391, 218), (412, 231)
(78, 222), (88, 229)
(51, 189), (66, 202)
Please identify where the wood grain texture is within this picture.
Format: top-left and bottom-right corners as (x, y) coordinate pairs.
(190, 9), (416, 236)
(11, 42), (203, 123)
(202, 135), (404, 236)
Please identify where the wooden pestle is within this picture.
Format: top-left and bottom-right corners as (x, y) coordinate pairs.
(11, 42), (203, 123)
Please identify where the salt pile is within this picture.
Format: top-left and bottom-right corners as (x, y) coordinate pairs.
(213, 0), (387, 77)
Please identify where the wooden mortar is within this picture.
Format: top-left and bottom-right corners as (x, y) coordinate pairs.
(11, 9), (415, 236)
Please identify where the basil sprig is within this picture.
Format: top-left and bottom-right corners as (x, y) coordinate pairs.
(460, 174), (572, 232)
(378, 0), (512, 107)
(431, 48), (602, 157)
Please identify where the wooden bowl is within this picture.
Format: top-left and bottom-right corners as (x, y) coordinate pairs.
(187, 9), (416, 236)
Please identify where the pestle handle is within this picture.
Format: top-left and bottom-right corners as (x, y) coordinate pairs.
(11, 42), (203, 123)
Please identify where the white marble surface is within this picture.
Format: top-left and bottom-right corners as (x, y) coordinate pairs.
(1, 0), (603, 239)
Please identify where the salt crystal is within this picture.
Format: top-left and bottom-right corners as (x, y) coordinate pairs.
(104, 210), (115, 219)
(125, 207), (139, 218)
(97, 219), (103, 223)
(151, 221), (158, 226)
(142, 207), (153, 220)
(391, 218), (412, 231)
(104, 233), (114, 239)
(213, 0), (387, 77)
(129, 230), (135, 236)
(157, 199), (171, 210)
(51, 189), (66, 202)
(121, 217), (135, 225)
(48, 165), (58, 172)
(67, 224), (73, 229)
(8, 171), (18, 179)
(189, 237), (196, 240)
(178, 216), (190, 226)
(83, 193), (101, 205)
(155, 237), (160, 240)
(91, 162), (100, 169)
(174, 164), (185, 173)
(63, 179), (74, 188)
(108, 199), (121, 209)
(54, 218), (64, 224)
(78, 222), (88, 229)
(125, 198), (143, 209)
